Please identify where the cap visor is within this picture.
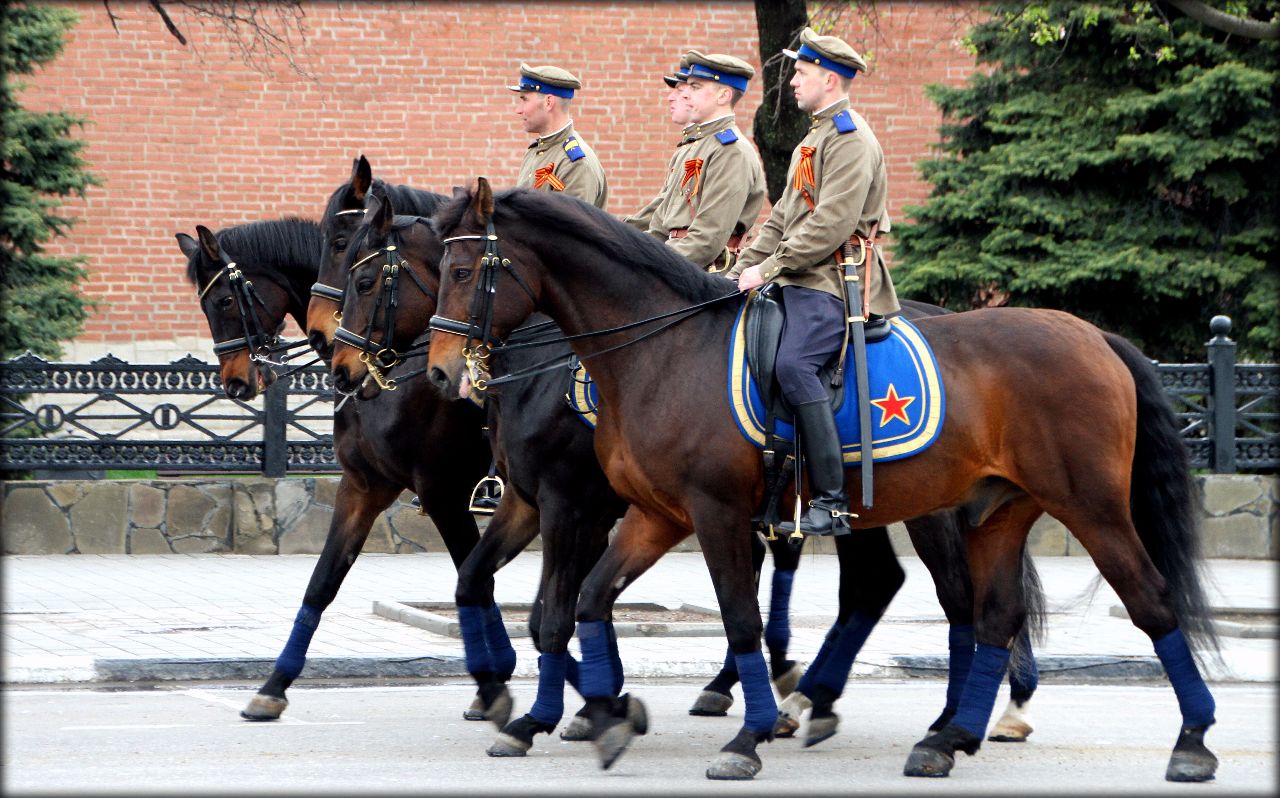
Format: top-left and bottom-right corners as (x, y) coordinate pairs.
(781, 48), (800, 61)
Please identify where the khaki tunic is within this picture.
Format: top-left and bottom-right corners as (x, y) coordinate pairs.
(517, 123), (609, 209)
(731, 99), (899, 315)
(624, 115), (765, 271)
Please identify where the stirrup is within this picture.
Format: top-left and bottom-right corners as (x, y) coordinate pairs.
(468, 475), (504, 515)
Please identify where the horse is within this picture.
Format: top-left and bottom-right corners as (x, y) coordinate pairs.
(424, 180), (1221, 783)
(339, 187), (1054, 754)
(177, 211), (493, 723)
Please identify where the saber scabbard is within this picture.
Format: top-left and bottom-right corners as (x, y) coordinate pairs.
(841, 237), (874, 509)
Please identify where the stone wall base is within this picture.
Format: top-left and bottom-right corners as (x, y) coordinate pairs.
(3, 474), (1276, 558)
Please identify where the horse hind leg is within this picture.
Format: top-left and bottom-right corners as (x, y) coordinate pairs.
(988, 626), (1038, 742)
(905, 497), (1041, 778)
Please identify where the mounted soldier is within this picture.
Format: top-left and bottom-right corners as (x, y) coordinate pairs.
(728, 27), (900, 536)
(511, 63), (608, 209)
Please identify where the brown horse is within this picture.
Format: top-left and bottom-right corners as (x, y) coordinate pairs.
(425, 180), (1220, 783)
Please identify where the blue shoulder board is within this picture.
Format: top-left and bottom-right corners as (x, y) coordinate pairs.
(832, 110), (857, 134)
(715, 129), (739, 145)
(564, 138), (586, 161)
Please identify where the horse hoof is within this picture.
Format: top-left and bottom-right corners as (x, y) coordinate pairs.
(593, 720), (637, 770)
(706, 752), (761, 781)
(485, 687), (513, 729)
(463, 694), (486, 721)
(772, 661), (802, 698)
(240, 693), (287, 721)
(486, 733), (530, 758)
(903, 745), (954, 777)
(773, 690), (811, 737)
(689, 690), (733, 716)
(1166, 725), (1217, 782)
(804, 711), (839, 748)
(988, 701), (1033, 742)
(624, 693), (649, 736)
(559, 715), (592, 741)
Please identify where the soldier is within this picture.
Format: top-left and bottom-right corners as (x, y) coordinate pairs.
(623, 55), (694, 232)
(510, 63), (608, 209)
(626, 51), (765, 272)
(729, 28), (900, 536)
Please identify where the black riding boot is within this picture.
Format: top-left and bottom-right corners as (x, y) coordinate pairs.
(776, 400), (851, 537)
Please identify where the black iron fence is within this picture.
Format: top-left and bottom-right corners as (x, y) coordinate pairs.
(1, 318), (1276, 477)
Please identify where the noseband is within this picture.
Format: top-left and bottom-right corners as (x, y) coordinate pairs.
(197, 252), (281, 361)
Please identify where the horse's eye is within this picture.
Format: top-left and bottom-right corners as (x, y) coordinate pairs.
(452, 268), (472, 281)
(218, 296), (234, 311)
(332, 237), (347, 252)
(356, 278), (375, 294)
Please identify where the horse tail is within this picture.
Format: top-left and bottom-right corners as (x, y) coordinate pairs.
(1019, 547), (1047, 647)
(1103, 332), (1221, 658)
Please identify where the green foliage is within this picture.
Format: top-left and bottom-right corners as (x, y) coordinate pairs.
(1, 3), (99, 360)
(893, 1), (1279, 361)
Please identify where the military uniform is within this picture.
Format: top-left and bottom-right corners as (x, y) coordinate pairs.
(625, 52), (765, 272)
(509, 63), (608, 209)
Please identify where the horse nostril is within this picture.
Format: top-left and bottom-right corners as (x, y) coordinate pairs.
(428, 367), (449, 394)
(225, 380), (249, 400)
(334, 366), (350, 392)
(308, 331), (332, 360)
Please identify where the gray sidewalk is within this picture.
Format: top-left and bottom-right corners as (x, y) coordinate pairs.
(2, 552), (1276, 685)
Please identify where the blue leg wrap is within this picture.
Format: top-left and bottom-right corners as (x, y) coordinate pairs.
(527, 651), (568, 725)
(565, 654), (582, 694)
(274, 604), (321, 679)
(457, 605), (494, 674)
(735, 650), (778, 733)
(946, 624), (976, 711)
(577, 620), (614, 698)
(811, 611), (877, 698)
(484, 603), (517, 678)
(951, 643), (1010, 738)
(606, 621), (624, 695)
(764, 569), (795, 653)
(796, 624), (841, 697)
(1008, 649), (1039, 702)
(1154, 627), (1215, 728)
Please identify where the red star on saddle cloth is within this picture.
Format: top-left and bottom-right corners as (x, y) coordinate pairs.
(871, 383), (916, 427)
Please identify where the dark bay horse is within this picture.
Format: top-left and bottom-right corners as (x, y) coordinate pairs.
(425, 181), (1220, 783)
(178, 213), (493, 723)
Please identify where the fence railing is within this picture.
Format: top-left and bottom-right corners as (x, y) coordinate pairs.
(1, 317), (1276, 476)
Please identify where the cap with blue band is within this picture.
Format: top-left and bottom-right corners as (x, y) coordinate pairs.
(508, 63), (582, 99)
(793, 43), (858, 79)
(516, 77), (574, 98)
(782, 28), (867, 80)
(686, 62), (749, 92)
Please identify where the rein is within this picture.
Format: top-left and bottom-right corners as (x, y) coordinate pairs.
(430, 219), (741, 391)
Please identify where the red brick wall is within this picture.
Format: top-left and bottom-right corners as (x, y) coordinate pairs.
(21, 0), (981, 347)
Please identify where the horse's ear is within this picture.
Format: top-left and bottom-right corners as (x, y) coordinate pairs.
(352, 155), (372, 200)
(175, 232), (200, 259)
(472, 177), (494, 223)
(195, 225), (221, 261)
(451, 185), (468, 201)
(369, 193), (394, 236)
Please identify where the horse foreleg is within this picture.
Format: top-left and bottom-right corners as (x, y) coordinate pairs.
(690, 531), (770, 717)
(905, 497), (1040, 778)
(574, 507), (687, 770)
(781, 526), (904, 749)
(454, 489), (538, 731)
(241, 474), (401, 721)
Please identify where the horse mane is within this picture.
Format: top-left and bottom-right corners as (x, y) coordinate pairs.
(433, 187), (735, 305)
(323, 177), (446, 223)
(184, 217), (321, 287)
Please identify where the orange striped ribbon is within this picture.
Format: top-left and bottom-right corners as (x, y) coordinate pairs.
(533, 163), (565, 191)
(681, 158), (705, 215)
(793, 145), (817, 210)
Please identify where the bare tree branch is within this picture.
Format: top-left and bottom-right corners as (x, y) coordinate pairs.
(148, 0), (187, 45)
(1164, 0), (1280, 40)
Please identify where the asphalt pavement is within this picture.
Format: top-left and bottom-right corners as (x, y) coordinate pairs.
(3, 551), (1275, 687)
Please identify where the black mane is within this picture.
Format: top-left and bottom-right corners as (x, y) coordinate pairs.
(185, 217), (321, 287)
(433, 188), (736, 305)
(323, 178), (447, 223)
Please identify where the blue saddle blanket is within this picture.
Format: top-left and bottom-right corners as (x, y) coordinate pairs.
(728, 311), (945, 464)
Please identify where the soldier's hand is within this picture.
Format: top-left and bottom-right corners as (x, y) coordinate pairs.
(736, 265), (765, 292)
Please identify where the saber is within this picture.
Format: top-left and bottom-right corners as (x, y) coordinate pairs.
(841, 231), (874, 508)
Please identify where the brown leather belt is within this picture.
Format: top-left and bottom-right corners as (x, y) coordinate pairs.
(669, 228), (744, 273)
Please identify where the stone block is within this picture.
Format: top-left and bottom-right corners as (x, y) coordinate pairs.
(279, 505), (333, 554)
(314, 477), (340, 508)
(70, 482), (128, 554)
(1201, 476), (1265, 516)
(232, 480), (278, 553)
(2, 486), (72, 554)
(1028, 514), (1069, 556)
(1200, 515), (1271, 559)
(388, 508), (441, 554)
(130, 527), (171, 554)
(166, 485), (217, 535)
(129, 483), (165, 529)
(171, 533), (229, 553)
(275, 479), (312, 530)
(46, 482), (84, 508)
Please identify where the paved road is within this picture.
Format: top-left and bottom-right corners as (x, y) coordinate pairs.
(4, 678), (1275, 795)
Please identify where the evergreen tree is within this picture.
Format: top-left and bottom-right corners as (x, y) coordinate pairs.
(1, 2), (98, 360)
(892, 1), (1278, 361)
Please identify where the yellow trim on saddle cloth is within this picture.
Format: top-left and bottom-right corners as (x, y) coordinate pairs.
(728, 310), (944, 463)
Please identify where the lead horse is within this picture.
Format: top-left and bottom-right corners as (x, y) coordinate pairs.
(425, 181), (1220, 782)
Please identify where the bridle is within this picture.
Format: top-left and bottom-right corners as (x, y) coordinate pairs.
(309, 207), (364, 314)
(332, 216), (438, 391)
(429, 215), (741, 392)
(197, 250), (284, 363)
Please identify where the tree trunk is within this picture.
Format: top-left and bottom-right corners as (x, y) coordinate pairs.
(752, 0), (810, 204)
